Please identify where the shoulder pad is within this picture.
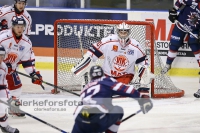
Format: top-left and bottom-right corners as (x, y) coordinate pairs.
(130, 38), (140, 47)
(0, 6), (13, 15)
(23, 10), (31, 18)
(0, 30), (10, 40)
(101, 34), (118, 43)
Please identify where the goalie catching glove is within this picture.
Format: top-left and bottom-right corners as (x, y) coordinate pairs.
(137, 87), (153, 114)
(30, 71), (42, 85)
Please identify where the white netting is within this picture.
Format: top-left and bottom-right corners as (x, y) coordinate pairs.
(55, 19), (184, 98)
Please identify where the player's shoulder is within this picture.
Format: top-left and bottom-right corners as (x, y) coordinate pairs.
(0, 29), (11, 42)
(129, 38), (140, 46)
(0, 5), (14, 14)
(101, 34), (118, 43)
(129, 38), (144, 50)
(22, 9), (32, 20)
(21, 34), (32, 46)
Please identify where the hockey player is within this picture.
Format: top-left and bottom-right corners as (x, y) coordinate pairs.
(0, 16), (42, 117)
(0, 0), (32, 36)
(0, 46), (19, 133)
(72, 65), (153, 133)
(71, 22), (149, 85)
(161, 0), (200, 98)
(0, 0), (35, 68)
(0, 19), (8, 31)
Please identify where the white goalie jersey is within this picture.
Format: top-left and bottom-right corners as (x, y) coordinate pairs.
(72, 34), (147, 78)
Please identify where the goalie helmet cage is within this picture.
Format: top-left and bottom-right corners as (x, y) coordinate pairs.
(54, 19), (184, 98)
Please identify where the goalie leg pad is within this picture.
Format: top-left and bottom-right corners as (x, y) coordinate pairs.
(71, 54), (92, 76)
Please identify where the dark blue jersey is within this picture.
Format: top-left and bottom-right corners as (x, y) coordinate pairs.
(175, 0), (200, 32)
(80, 76), (140, 110)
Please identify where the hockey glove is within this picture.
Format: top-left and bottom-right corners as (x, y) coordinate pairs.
(0, 19), (8, 31)
(137, 88), (153, 114)
(30, 71), (42, 85)
(168, 8), (178, 23)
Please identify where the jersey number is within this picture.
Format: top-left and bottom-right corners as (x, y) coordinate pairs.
(80, 85), (100, 103)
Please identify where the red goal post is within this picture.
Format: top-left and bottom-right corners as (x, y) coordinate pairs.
(54, 19), (184, 98)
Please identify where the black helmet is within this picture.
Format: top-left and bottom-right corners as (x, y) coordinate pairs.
(89, 65), (104, 80)
(12, 16), (26, 27)
(14, 0), (27, 3)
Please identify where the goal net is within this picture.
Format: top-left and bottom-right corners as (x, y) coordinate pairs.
(54, 19), (184, 98)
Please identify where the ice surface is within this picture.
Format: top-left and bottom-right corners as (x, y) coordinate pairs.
(6, 69), (200, 133)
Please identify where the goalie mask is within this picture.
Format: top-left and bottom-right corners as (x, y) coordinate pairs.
(89, 65), (104, 80)
(116, 22), (131, 47)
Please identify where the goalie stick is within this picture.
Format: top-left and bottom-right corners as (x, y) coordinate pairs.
(0, 99), (68, 133)
(77, 31), (89, 86)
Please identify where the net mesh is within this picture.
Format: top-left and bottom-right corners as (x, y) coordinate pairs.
(54, 19), (184, 98)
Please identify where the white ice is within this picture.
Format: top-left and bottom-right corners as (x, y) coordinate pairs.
(5, 69), (200, 133)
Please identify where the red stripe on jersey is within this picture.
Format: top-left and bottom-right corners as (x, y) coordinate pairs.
(130, 43), (145, 55)
(124, 86), (129, 92)
(96, 40), (119, 49)
(118, 84), (123, 91)
(0, 11), (15, 18)
(22, 14), (31, 35)
(131, 89), (135, 94)
(167, 56), (175, 60)
(0, 36), (13, 44)
(0, 68), (6, 73)
(22, 38), (31, 45)
(111, 83), (118, 89)
(193, 50), (200, 55)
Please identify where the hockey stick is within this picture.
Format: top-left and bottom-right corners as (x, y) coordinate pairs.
(77, 31), (89, 85)
(0, 99), (68, 133)
(121, 110), (142, 123)
(16, 71), (80, 97)
(40, 84), (45, 90)
(175, 20), (198, 39)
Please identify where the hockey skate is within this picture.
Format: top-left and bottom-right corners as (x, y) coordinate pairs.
(161, 64), (171, 74)
(7, 97), (25, 118)
(194, 89), (200, 98)
(0, 125), (19, 133)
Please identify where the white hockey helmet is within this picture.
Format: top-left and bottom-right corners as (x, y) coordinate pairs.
(116, 22), (131, 47)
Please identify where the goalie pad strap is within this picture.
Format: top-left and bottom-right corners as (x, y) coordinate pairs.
(71, 54), (92, 76)
(74, 58), (91, 75)
(138, 66), (146, 78)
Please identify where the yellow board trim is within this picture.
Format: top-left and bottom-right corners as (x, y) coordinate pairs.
(19, 62), (200, 77)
